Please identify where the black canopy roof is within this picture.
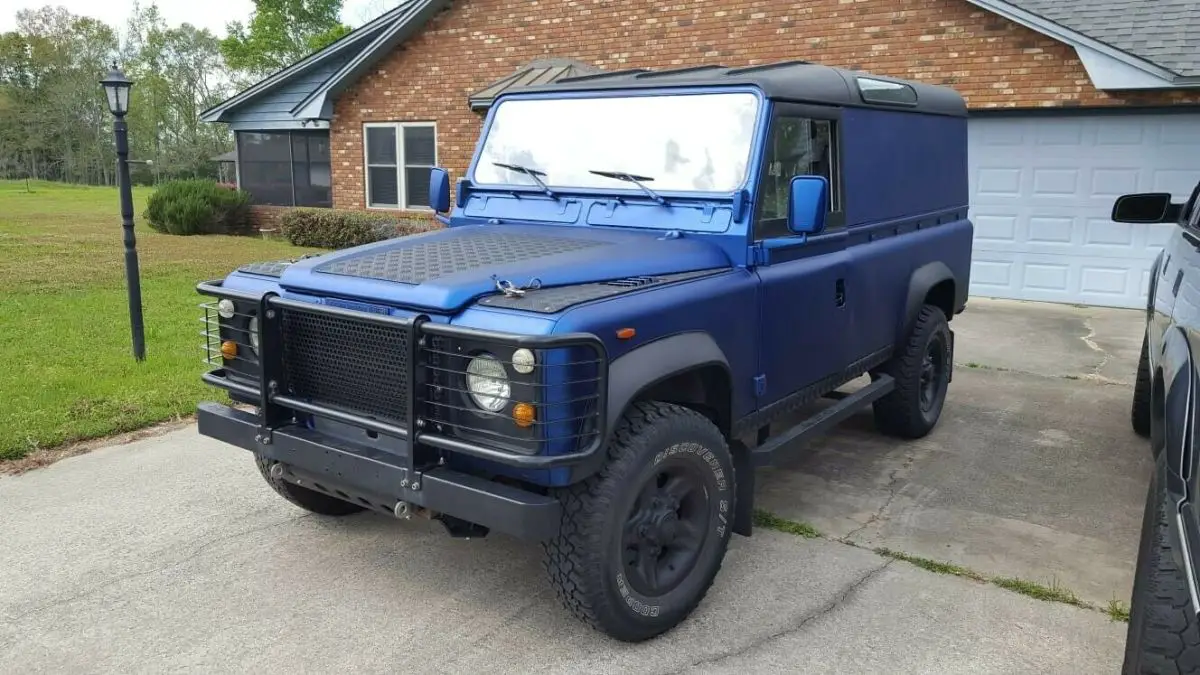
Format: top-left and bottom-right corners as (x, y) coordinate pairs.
(504, 60), (968, 118)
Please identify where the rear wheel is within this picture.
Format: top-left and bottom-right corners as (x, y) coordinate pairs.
(543, 402), (736, 642)
(1123, 457), (1200, 674)
(873, 304), (952, 439)
(254, 455), (365, 516)
(1132, 333), (1153, 438)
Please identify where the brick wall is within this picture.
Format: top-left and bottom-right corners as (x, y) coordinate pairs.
(246, 205), (289, 233)
(330, 0), (1200, 210)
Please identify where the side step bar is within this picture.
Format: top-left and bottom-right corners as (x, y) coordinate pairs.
(751, 374), (895, 467)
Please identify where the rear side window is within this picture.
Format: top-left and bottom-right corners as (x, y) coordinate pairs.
(857, 77), (918, 106)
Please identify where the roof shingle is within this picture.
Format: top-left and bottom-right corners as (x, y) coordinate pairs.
(1009, 0), (1200, 77)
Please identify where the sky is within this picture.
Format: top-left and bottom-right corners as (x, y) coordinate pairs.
(0, 0), (392, 35)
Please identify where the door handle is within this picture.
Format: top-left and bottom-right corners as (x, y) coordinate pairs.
(1184, 231), (1200, 252)
(835, 278), (846, 307)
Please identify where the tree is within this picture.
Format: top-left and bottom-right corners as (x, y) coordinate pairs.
(352, 0), (393, 24)
(122, 3), (233, 180)
(0, 3), (235, 185)
(0, 7), (119, 183)
(220, 0), (351, 78)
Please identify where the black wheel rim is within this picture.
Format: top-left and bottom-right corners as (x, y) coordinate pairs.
(621, 461), (711, 597)
(919, 334), (946, 413)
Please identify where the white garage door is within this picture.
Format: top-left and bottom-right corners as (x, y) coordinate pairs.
(968, 114), (1200, 308)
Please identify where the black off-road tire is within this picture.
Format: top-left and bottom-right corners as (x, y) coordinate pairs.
(1123, 457), (1200, 674)
(872, 304), (952, 439)
(1133, 334), (1153, 438)
(254, 455), (365, 516)
(543, 402), (736, 642)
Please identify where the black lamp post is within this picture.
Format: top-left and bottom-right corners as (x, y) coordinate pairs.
(100, 62), (145, 362)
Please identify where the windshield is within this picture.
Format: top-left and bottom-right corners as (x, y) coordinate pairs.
(472, 91), (760, 194)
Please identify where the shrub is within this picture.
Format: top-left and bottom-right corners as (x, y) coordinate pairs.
(144, 179), (251, 236)
(279, 208), (440, 249)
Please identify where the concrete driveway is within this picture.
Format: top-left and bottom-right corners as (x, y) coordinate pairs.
(760, 296), (1152, 607)
(0, 297), (1146, 673)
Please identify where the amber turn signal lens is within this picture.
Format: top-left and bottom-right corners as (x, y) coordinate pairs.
(616, 327), (636, 340)
(220, 340), (238, 359)
(513, 402), (536, 428)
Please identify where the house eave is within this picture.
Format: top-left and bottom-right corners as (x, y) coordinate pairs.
(198, 0), (422, 123)
(1075, 46), (1200, 90)
(963, 0), (1196, 90)
(291, 0), (450, 120)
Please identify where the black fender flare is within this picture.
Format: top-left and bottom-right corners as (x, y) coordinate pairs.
(579, 331), (733, 476)
(902, 261), (957, 336)
(1160, 327), (1194, 483)
(604, 331), (732, 435)
(599, 331), (756, 535)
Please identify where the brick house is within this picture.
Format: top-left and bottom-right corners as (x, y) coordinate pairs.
(200, 0), (1200, 309)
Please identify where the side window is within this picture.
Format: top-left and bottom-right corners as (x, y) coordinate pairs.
(754, 116), (841, 241)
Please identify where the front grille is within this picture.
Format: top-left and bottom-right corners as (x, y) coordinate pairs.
(281, 307), (410, 424)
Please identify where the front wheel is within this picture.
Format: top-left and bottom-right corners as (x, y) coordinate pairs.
(873, 304), (952, 439)
(543, 402), (736, 642)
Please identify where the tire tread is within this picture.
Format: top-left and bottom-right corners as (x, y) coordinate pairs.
(542, 401), (731, 642)
(873, 304), (949, 439)
(1133, 335), (1153, 438)
(1125, 463), (1200, 674)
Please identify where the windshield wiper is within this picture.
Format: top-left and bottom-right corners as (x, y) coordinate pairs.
(587, 169), (667, 205)
(492, 162), (558, 200)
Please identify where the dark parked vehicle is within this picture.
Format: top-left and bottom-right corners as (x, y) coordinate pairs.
(1122, 180), (1200, 673)
(195, 61), (973, 641)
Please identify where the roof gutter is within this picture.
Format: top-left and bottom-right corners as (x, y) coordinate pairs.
(963, 0), (1199, 90)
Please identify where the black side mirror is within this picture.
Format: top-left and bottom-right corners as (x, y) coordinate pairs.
(1112, 193), (1175, 224)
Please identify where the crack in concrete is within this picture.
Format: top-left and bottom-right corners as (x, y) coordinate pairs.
(952, 360), (1127, 387)
(840, 452), (916, 543)
(1079, 318), (1114, 383)
(666, 560), (894, 673)
(2, 513), (312, 626)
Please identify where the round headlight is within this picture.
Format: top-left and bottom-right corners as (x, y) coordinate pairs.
(248, 315), (260, 353)
(511, 348), (536, 375)
(465, 353), (510, 412)
(217, 299), (236, 319)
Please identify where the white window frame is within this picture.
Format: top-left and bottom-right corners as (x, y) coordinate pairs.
(363, 121), (438, 211)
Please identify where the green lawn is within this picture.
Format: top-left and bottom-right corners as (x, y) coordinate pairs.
(0, 180), (318, 461)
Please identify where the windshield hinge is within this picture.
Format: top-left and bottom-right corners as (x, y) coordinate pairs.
(700, 203), (715, 224)
(750, 244), (768, 266)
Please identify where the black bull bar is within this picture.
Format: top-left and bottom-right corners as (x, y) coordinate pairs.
(195, 280), (609, 540)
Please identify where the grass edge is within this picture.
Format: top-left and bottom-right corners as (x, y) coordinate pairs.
(752, 508), (1127, 622)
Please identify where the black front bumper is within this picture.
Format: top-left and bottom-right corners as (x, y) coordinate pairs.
(196, 279), (612, 541)
(198, 401), (563, 540)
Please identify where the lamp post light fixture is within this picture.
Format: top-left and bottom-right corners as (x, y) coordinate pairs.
(100, 62), (146, 361)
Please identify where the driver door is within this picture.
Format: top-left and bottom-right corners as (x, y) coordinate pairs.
(752, 103), (850, 409)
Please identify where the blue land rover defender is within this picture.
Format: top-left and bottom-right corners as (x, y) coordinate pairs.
(196, 61), (972, 641)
